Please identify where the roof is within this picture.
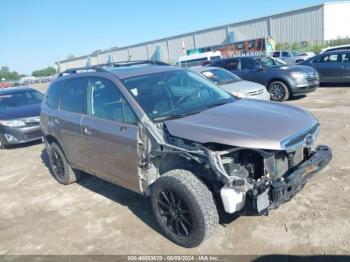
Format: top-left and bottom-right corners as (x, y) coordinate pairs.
(0, 87), (35, 94)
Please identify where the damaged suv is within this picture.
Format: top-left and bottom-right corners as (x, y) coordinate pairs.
(41, 61), (332, 247)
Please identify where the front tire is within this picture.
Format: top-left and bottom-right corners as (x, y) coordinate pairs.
(48, 142), (80, 185)
(268, 81), (290, 101)
(151, 169), (219, 248)
(0, 134), (6, 149)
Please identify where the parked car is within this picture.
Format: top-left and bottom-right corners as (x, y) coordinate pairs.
(272, 50), (296, 64)
(175, 51), (222, 67)
(300, 50), (350, 83)
(208, 56), (319, 101)
(272, 50), (316, 64)
(0, 87), (43, 149)
(41, 61), (331, 248)
(320, 44), (350, 54)
(190, 66), (270, 100)
(294, 51), (316, 63)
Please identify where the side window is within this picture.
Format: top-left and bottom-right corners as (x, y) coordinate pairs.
(282, 51), (291, 57)
(272, 52), (280, 58)
(319, 54), (341, 63)
(46, 81), (63, 109)
(342, 53), (350, 63)
(60, 78), (87, 114)
(225, 59), (239, 70)
(241, 59), (256, 70)
(88, 77), (137, 125)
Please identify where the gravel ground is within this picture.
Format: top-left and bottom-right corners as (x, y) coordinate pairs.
(0, 85), (349, 255)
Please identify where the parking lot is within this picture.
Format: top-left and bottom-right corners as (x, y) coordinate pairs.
(0, 84), (349, 255)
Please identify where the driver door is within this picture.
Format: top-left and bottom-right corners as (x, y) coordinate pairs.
(239, 58), (266, 85)
(80, 76), (140, 192)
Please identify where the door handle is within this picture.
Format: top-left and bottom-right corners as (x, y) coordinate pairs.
(120, 125), (127, 132)
(83, 127), (93, 136)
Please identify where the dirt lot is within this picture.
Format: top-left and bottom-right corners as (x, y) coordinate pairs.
(0, 84), (349, 255)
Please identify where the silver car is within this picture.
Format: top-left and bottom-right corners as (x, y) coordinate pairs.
(191, 66), (270, 100)
(41, 61), (332, 248)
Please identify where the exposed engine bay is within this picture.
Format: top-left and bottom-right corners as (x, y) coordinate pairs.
(136, 119), (332, 215)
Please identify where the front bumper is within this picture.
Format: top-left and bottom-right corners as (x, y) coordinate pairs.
(247, 90), (271, 101)
(291, 80), (319, 96)
(0, 124), (42, 145)
(255, 145), (332, 213)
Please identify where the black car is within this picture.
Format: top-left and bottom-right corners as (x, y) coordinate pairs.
(0, 87), (43, 149)
(300, 50), (350, 83)
(209, 56), (319, 101)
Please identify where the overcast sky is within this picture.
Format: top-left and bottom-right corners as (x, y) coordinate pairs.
(0, 0), (338, 75)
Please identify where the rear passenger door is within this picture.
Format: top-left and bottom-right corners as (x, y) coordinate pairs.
(80, 77), (140, 192)
(58, 77), (87, 170)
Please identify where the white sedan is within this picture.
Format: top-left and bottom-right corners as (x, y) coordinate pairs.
(191, 66), (270, 101)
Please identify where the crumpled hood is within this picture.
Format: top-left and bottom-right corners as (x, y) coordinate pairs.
(165, 99), (318, 150)
(0, 103), (41, 120)
(220, 80), (266, 94)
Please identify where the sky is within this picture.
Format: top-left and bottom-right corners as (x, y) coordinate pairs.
(0, 0), (339, 75)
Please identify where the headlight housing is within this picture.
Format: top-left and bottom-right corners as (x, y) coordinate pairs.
(231, 91), (248, 98)
(0, 119), (27, 127)
(290, 72), (305, 82)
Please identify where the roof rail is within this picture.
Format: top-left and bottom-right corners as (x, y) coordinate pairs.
(99, 60), (169, 68)
(57, 65), (109, 77)
(58, 60), (169, 77)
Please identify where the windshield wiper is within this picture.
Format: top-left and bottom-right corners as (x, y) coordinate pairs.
(153, 110), (203, 122)
(153, 100), (233, 122)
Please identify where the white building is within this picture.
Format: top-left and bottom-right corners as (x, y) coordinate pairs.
(57, 1), (350, 71)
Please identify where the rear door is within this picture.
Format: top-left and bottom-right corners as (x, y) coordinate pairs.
(57, 77), (88, 170)
(314, 53), (342, 82)
(80, 76), (140, 192)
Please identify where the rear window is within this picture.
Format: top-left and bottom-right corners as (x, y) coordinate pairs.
(0, 90), (43, 110)
(272, 52), (280, 58)
(60, 78), (87, 114)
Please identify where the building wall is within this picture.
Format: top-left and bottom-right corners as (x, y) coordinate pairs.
(324, 2), (350, 41)
(270, 5), (324, 43)
(58, 3), (337, 71)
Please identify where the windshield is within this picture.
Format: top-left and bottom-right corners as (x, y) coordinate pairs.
(122, 70), (235, 121)
(200, 68), (241, 85)
(0, 90), (43, 110)
(258, 57), (287, 67)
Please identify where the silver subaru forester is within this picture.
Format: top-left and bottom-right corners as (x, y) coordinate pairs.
(41, 61), (332, 248)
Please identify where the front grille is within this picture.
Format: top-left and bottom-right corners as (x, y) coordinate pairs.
(248, 89), (265, 96)
(304, 71), (318, 81)
(24, 117), (40, 127)
(281, 124), (319, 149)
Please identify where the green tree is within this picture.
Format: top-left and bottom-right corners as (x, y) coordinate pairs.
(0, 66), (20, 81)
(32, 67), (57, 77)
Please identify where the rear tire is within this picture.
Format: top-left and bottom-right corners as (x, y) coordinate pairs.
(48, 142), (80, 185)
(151, 169), (219, 248)
(268, 81), (290, 102)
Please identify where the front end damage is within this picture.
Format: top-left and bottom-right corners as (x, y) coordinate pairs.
(137, 119), (332, 215)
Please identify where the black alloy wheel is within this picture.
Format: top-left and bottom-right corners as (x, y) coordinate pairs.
(157, 188), (194, 237)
